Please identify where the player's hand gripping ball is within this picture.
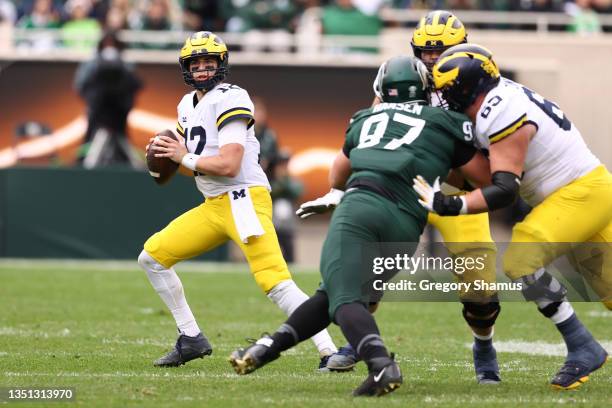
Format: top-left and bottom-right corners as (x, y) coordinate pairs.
(146, 129), (180, 185)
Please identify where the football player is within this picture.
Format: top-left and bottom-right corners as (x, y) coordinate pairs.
(229, 56), (493, 397)
(138, 31), (337, 368)
(414, 44), (610, 389)
(326, 10), (502, 385)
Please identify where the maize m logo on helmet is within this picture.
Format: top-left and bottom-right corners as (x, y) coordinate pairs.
(431, 44), (500, 112)
(411, 10), (467, 59)
(179, 31), (229, 91)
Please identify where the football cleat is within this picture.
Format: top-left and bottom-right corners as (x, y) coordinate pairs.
(473, 342), (501, 384)
(318, 354), (331, 372)
(154, 332), (212, 367)
(229, 334), (280, 375)
(551, 341), (608, 390)
(352, 354), (402, 397)
(327, 344), (361, 372)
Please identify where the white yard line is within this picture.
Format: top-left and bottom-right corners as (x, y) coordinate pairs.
(587, 310), (612, 318)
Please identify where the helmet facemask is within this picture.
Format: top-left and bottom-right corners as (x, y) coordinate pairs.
(434, 49), (501, 112)
(179, 31), (229, 92)
(411, 10), (467, 72)
(180, 54), (228, 91)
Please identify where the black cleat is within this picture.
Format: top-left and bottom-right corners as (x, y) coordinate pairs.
(229, 334), (280, 375)
(551, 341), (608, 390)
(352, 354), (402, 397)
(154, 333), (212, 367)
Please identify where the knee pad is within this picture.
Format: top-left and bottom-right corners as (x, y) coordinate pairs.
(519, 268), (567, 303)
(462, 296), (501, 329)
(138, 250), (165, 272)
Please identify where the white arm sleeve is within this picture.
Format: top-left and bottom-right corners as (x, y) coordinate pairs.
(218, 119), (247, 147)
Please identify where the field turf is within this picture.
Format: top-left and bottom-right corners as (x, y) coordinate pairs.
(0, 260), (610, 407)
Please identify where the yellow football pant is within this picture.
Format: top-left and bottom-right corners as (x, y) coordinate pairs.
(143, 186), (291, 293)
(428, 212), (497, 300)
(503, 166), (612, 304)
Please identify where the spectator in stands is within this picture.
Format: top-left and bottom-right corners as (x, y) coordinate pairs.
(0, 0), (16, 24)
(74, 31), (143, 168)
(271, 150), (304, 264)
(592, 0), (612, 13)
(62, 0), (101, 50)
(104, 4), (129, 30)
(17, 0), (60, 29)
(446, 0), (478, 10)
(134, 0), (171, 30)
(253, 97), (280, 182)
(15, 0), (60, 50)
(567, 0), (602, 33)
(182, 0), (221, 31)
(513, 0), (563, 11)
(321, 0), (382, 53)
(129, 0), (174, 48)
(226, 0), (303, 52)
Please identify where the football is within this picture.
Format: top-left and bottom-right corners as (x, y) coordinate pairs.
(146, 129), (179, 185)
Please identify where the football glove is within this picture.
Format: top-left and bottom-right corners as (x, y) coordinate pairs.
(412, 175), (467, 216)
(296, 188), (344, 219)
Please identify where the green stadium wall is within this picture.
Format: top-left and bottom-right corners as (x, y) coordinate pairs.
(0, 167), (227, 260)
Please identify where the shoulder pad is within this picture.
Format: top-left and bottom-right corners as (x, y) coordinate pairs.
(476, 83), (529, 144)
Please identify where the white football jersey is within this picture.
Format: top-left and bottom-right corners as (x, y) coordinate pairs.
(176, 83), (270, 198)
(473, 77), (600, 207)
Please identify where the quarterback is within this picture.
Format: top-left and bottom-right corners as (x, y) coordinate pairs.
(327, 11), (501, 385)
(415, 44), (610, 389)
(229, 56), (492, 397)
(138, 31), (336, 368)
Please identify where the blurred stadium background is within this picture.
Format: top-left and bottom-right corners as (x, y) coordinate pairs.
(0, 0), (611, 266)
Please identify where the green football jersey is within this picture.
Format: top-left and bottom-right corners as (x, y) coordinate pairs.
(343, 101), (476, 221)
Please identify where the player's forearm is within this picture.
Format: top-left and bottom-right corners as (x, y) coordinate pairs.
(445, 169), (466, 190)
(463, 189), (489, 214)
(182, 145), (243, 177)
(329, 151), (351, 190)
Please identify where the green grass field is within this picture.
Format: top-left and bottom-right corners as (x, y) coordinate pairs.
(1, 260), (610, 407)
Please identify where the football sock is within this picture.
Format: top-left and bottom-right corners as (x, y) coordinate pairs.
(138, 250), (201, 337)
(267, 281), (337, 355)
(335, 302), (389, 371)
(269, 290), (332, 354)
(555, 312), (594, 353)
(473, 327), (494, 350)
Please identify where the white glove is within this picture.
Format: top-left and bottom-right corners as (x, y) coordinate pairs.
(296, 188), (345, 219)
(413, 175), (467, 215)
(412, 175), (440, 212)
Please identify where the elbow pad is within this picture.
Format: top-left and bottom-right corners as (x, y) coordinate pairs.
(481, 171), (521, 211)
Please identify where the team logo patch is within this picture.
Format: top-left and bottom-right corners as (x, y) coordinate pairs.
(232, 189), (246, 200)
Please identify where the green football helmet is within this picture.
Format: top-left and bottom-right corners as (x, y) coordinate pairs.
(373, 56), (429, 104)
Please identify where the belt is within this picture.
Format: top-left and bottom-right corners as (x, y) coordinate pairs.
(345, 178), (397, 202)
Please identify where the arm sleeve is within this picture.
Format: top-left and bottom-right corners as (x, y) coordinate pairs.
(342, 115), (361, 157)
(451, 140), (477, 168)
(218, 119), (247, 147)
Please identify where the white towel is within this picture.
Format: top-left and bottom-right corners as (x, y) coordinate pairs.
(228, 187), (265, 243)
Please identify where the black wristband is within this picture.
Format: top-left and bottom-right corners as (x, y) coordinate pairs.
(432, 192), (463, 215)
